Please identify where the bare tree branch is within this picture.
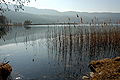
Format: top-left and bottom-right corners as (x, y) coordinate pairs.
(0, 0), (32, 14)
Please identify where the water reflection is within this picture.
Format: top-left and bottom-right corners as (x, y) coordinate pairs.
(0, 25), (120, 80)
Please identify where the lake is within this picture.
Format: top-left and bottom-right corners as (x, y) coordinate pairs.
(0, 25), (120, 80)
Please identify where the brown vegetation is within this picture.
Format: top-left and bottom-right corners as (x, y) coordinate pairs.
(0, 63), (12, 80)
(82, 57), (120, 80)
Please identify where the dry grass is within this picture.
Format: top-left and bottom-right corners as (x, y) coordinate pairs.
(88, 57), (120, 80)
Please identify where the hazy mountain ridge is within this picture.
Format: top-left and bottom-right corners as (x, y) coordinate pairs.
(2, 5), (120, 24)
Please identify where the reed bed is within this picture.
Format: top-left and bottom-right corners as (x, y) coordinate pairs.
(47, 24), (120, 80)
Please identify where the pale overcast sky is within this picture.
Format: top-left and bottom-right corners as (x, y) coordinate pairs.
(27, 0), (120, 12)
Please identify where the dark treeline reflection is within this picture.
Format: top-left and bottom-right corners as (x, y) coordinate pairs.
(47, 25), (120, 79)
(0, 26), (11, 39)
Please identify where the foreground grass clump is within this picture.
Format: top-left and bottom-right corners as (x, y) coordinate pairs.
(83, 57), (120, 80)
(0, 63), (12, 80)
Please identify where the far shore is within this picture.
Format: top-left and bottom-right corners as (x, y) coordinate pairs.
(0, 23), (79, 26)
(0, 23), (120, 27)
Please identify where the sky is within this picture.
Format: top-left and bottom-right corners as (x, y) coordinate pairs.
(27, 0), (120, 12)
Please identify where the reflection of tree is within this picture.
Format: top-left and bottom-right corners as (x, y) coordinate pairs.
(47, 25), (120, 79)
(0, 26), (10, 39)
(0, 15), (10, 39)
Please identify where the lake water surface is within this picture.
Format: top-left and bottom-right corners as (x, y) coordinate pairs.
(0, 25), (120, 80)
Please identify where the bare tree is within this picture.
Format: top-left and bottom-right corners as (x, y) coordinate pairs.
(0, 0), (32, 13)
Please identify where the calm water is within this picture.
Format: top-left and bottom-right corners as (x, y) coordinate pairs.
(0, 25), (120, 80)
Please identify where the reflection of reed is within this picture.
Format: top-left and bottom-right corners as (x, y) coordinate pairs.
(47, 25), (120, 79)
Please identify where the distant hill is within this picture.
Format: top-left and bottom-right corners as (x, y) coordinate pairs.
(21, 6), (61, 15)
(2, 5), (120, 24)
